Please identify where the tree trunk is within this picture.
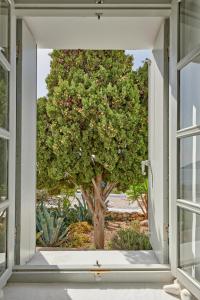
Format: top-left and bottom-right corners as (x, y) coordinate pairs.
(93, 198), (105, 249)
(81, 178), (116, 249)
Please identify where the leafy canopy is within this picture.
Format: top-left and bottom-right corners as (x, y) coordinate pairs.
(37, 50), (148, 192)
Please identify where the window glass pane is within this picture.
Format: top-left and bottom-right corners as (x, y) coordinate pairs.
(180, 55), (200, 129)
(180, 0), (200, 59)
(179, 209), (200, 282)
(179, 136), (200, 203)
(0, 62), (9, 130)
(0, 209), (7, 274)
(0, 138), (8, 202)
(0, 0), (10, 61)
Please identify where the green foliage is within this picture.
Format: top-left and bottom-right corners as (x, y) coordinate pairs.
(36, 202), (69, 247)
(109, 226), (152, 250)
(36, 194), (92, 247)
(127, 178), (148, 202)
(0, 210), (6, 253)
(37, 50), (148, 193)
(0, 64), (8, 129)
(51, 195), (92, 225)
(127, 178), (148, 218)
(73, 195), (93, 224)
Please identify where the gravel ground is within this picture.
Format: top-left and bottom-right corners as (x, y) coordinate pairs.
(46, 193), (140, 213)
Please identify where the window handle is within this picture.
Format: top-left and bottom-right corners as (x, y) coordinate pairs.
(141, 160), (153, 188)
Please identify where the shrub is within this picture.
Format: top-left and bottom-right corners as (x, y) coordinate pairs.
(109, 227), (152, 250)
(127, 179), (148, 219)
(67, 221), (92, 248)
(131, 220), (141, 233)
(68, 221), (92, 234)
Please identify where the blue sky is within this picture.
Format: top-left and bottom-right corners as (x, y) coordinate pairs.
(37, 49), (151, 98)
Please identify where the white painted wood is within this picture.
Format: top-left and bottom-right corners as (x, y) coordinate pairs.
(15, 20), (37, 265)
(148, 20), (169, 264)
(168, 0), (178, 277)
(0, 1), (16, 290)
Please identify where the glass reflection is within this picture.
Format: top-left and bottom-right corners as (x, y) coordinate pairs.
(0, 62), (9, 130)
(0, 0), (10, 60)
(179, 136), (200, 203)
(179, 209), (200, 282)
(0, 209), (7, 274)
(0, 138), (8, 202)
(180, 0), (200, 59)
(180, 56), (200, 129)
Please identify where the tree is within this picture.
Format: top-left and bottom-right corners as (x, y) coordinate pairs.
(37, 50), (148, 249)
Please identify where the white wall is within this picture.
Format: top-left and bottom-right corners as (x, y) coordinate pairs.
(148, 20), (169, 264)
(16, 20), (37, 265)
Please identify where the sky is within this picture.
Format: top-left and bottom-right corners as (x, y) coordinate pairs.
(37, 49), (151, 98)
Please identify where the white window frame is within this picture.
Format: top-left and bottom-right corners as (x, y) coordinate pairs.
(169, 0), (200, 298)
(0, 0), (16, 290)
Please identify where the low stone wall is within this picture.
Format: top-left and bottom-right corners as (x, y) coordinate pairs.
(105, 211), (145, 222)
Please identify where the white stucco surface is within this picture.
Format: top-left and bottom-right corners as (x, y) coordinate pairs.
(26, 250), (158, 266)
(24, 17), (163, 49)
(4, 283), (178, 300)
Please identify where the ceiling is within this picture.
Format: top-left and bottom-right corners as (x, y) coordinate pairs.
(25, 16), (164, 49)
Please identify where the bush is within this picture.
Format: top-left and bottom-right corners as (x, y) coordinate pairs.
(67, 221), (92, 248)
(127, 179), (148, 219)
(68, 221), (92, 234)
(109, 227), (152, 250)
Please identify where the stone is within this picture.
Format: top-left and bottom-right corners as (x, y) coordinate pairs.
(140, 219), (148, 226)
(163, 280), (181, 296)
(180, 289), (192, 300)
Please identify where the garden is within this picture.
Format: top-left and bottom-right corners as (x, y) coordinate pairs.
(36, 179), (151, 251)
(36, 49), (150, 251)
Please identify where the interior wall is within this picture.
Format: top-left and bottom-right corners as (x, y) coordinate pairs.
(15, 19), (37, 265)
(148, 19), (169, 264)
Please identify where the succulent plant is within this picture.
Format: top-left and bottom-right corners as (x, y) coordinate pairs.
(36, 202), (69, 247)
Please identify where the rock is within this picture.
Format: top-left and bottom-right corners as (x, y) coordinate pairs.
(180, 289), (192, 300)
(140, 219), (148, 226)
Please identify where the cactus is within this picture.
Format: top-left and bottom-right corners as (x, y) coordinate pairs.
(36, 202), (69, 247)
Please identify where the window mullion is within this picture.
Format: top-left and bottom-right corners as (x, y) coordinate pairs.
(177, 126), (200, 138)
(177, 199), (200, 214)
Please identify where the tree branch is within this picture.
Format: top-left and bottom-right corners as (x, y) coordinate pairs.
(81, 187), (95, 213)
(92, 177), (107, 211)
(103, 182), (116, 201)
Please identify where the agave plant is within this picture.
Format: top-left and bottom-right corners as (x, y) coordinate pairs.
(36, 202), (69, 247)
(74, 194), (92, 224)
